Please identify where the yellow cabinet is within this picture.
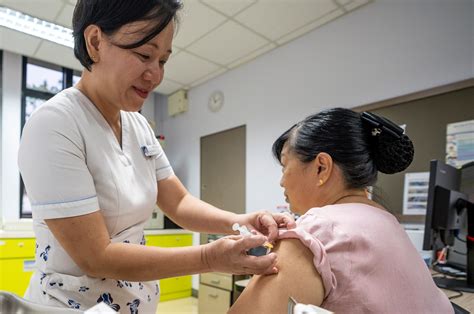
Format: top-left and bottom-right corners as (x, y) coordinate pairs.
(0, 234), (193, 300)
(0, 238), (36, 296)
(145, 234), (193, 301)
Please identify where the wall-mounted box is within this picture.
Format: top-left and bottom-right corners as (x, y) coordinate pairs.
(168, 89), (188, 117)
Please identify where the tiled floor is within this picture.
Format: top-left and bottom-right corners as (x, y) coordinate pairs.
(156, 297), (198, 314)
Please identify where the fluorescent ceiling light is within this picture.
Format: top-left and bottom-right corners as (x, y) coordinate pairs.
(0, 6), (74, 48)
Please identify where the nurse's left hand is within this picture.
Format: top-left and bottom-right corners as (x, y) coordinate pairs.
(237, 211), (296, 243)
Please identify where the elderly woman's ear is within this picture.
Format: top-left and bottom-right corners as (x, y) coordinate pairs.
(314, 152), (333, 186)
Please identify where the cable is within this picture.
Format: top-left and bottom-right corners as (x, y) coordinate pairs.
(453, 250), (467, 256)
(448, 290), (463, 300)
(455, 235), (466, 243)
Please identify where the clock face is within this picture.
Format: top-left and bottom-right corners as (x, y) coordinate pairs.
(208, 90), (224, 112)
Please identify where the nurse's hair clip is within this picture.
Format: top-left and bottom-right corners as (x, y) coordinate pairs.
(361, 112), (404, 139)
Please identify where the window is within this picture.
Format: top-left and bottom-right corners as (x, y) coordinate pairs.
(26, 62), (63, 94)
(73, 73), (81, 85)
(20, 57), (81, 218)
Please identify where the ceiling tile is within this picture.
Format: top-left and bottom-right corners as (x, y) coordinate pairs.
(345, 0), (371, 11)
(336, 0), (352, 5)
(235, 0), (338, 41)
(276, 9), (344, 45)
(227, 43), (276, 69)
(201, 0), (256, 17)
(0, 0), (65, 22)
(0, 27), (42, 56)
(34, 40), (82, 70)
(164, 51), (221, 85)
(170, 45), (181, 58)
(55, 3), (75, 28)
(186, 20), (269, 65)
(154, 79), (183, 95)
(173, 0), (227, 48)
(189, 68), (227, 88)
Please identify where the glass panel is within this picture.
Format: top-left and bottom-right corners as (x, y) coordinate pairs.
(73, 74), (81, 85)
(22, 190), (32, 216)
(26, 63), (63, 93)
(24, 96), (46, 122)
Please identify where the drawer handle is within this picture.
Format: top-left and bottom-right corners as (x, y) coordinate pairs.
(210, 280), (221, 285)
(208, 294), (218, 299)
(18, 242), (24, 247)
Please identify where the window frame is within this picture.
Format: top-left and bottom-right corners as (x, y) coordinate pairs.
(19, 56), (80, 218)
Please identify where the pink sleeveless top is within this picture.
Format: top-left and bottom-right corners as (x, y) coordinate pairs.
(279, 203), (453, 314)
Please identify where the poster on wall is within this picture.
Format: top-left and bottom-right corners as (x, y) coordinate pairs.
(446, 119), (474, 168)
(403, 172), (429, 215)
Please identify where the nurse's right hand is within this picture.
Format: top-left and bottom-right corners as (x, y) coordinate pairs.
(202, 235), (278, 275)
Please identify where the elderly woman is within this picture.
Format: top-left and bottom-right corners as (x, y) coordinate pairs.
(17, 0), (294, 312)
(230, 108), (453, 313)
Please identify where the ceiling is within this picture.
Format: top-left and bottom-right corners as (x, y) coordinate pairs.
(0, 0), (372, 95)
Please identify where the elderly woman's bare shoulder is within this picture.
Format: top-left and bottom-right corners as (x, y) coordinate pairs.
(228, 238), (324, 314)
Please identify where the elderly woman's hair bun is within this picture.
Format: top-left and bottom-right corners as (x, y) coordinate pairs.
(361, 112), (414, 174)
(370, 132), (414, 174)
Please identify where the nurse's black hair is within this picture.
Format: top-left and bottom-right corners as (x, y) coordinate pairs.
(72, 0), (182, 71)
(272, 108), (414, 189)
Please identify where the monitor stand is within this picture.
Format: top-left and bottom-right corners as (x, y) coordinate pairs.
(434, 277), (474, 293)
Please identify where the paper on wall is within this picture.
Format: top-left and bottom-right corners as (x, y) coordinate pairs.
(446, 119), (474, 168)
(403, 172), (429, 215)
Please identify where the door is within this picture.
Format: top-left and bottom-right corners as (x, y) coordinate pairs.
(200, 125), (246, 244)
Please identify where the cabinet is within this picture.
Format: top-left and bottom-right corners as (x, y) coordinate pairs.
(145, 234), (193, 301)
(198, 272), (247, 314)
(0, 233), (193, 301)
(0, 238), (36, 296)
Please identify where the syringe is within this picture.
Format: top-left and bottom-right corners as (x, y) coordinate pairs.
(232, 223), (273, 256)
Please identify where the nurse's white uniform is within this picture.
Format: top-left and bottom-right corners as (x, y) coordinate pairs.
(18, 87), (173, 313)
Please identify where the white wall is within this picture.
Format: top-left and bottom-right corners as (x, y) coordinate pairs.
(1, 52), (22, 224)
(472, 0), (474, 74)
(161, 0), (473, 214)
(0, 53), (3, 225)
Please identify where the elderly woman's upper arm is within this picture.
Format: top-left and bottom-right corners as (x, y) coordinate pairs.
(229, 238), (325, 314)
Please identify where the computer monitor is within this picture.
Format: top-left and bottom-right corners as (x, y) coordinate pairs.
(423, 160), (474, 292)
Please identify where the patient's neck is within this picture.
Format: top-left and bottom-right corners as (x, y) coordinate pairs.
(331, 190), (367, 204)
(330, 190), (384, 210)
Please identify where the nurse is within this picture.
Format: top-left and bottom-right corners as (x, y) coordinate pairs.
(18, 0), (294, 312)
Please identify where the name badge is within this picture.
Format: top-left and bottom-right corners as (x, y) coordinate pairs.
(141, 144), (161, 158)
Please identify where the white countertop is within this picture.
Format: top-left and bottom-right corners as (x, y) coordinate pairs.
(0, 229), (192, 239)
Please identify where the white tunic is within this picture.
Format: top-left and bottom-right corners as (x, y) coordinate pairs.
(18, 87), (173, 313)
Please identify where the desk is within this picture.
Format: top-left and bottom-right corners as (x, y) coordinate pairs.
(441, 288), (474, 312)
(431, 271), (474, 312)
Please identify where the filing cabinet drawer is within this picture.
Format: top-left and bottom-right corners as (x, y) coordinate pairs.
(0, 258), (35, 296)
(145, 234), (192, 248)
(145, 234), (193, 301)
(160, 275), (192, 294)
(156, 234), (192, 247)
(0, 238), (36, 259)
(201, 272), (233, 290)
(198, 284), (231, 314)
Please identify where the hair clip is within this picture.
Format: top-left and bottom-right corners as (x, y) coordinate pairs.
(361, 112), (404, 138)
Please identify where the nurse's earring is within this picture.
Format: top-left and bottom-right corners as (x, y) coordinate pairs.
(318, 179), (324, 186)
